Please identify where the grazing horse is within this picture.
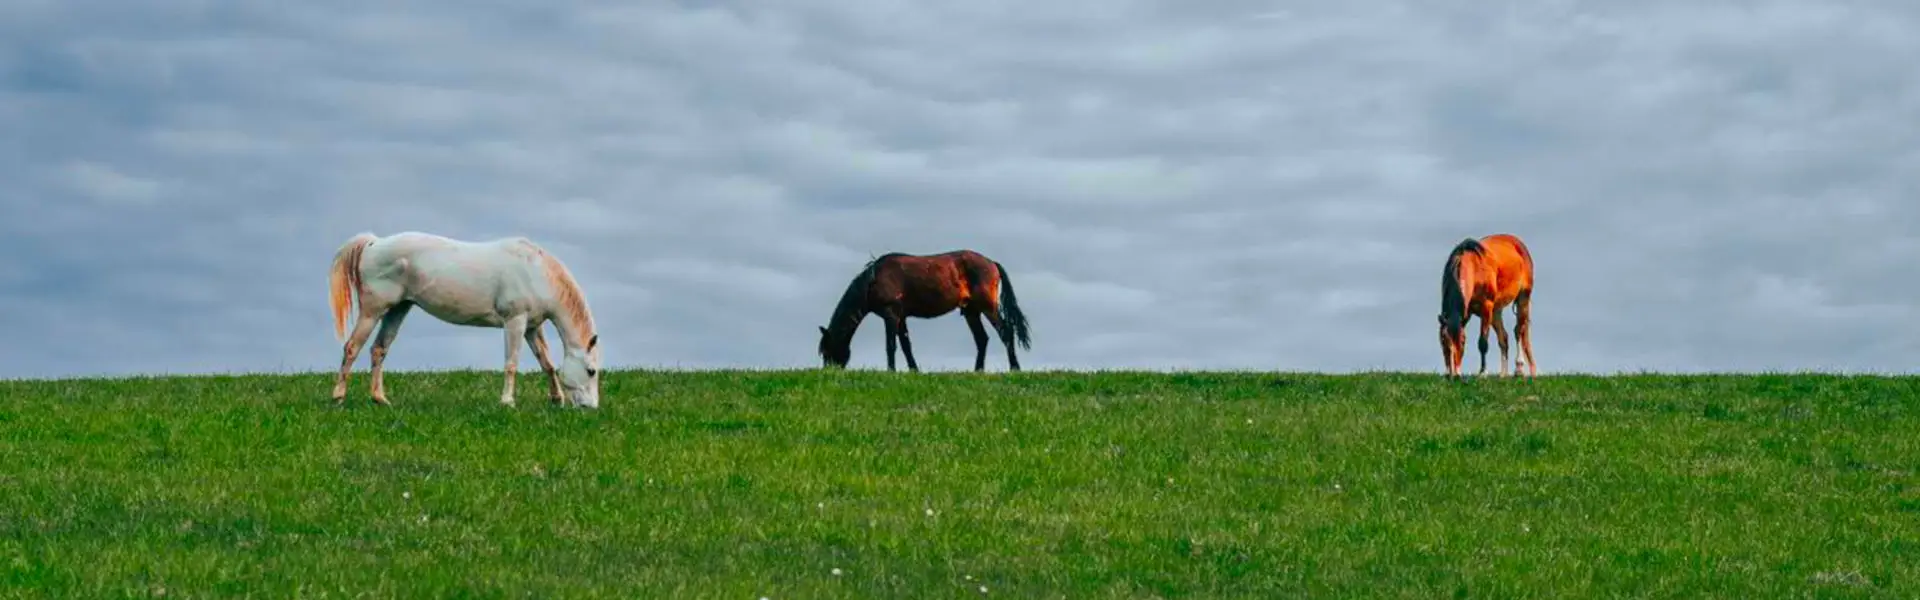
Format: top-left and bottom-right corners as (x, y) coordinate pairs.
(328, 231), (603, 408)
(1437, 233), (1535, 380)
(818, 250), (1032, 372)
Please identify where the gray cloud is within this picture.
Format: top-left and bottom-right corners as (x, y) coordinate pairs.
(3, 0), (1919, 379)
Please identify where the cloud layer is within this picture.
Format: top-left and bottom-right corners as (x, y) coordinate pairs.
(4, 1), (1919, 378)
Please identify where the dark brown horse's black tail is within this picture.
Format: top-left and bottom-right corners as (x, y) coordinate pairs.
(993, 261), (1032, 350)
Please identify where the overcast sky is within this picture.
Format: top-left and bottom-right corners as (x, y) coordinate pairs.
(3, 1), (1918, 379)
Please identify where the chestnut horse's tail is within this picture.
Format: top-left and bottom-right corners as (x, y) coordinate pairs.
(992, 261), (1032, 350)
(330, 232), (377, 341)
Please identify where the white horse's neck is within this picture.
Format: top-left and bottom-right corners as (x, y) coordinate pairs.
(551, 307), (595, 351)
(535, 249), (596, 351)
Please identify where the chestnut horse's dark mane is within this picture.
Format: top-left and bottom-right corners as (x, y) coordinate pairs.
(1439, 238), (1484, 323)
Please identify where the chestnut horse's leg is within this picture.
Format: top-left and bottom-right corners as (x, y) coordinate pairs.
(1515, 291), (1536, 378)
(965, 311), (990, 372)
(1475, 312), (1492, 377)
(1491, 308), (1512, 378)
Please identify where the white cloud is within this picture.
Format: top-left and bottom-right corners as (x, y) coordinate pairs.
(63, 162), (162, 205)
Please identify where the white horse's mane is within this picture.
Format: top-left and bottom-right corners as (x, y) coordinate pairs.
(536, 249), (596, 348)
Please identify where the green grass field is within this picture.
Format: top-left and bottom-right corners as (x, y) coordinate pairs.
(2, 371), (1916, 598)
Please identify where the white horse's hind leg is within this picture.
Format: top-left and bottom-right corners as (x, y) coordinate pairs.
(332, 313), (380, 404)
(500, 315), (528, 406)
(368, 302), (414, 405)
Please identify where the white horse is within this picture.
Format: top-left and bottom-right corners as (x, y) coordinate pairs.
(328, 231), (603, 408)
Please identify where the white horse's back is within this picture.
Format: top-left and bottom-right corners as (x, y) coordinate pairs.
(359, 232), (553, 327)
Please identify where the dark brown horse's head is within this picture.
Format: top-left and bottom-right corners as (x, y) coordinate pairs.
(818, 325), (851, 368)
(820, 257), (886, 369)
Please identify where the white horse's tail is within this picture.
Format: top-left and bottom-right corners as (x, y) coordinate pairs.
(330, 232), (378, 341)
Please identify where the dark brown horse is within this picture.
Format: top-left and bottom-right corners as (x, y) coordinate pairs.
(818, 250), (1031, 372)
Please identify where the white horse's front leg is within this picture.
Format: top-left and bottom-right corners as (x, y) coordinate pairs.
(501, 315), (527, 406)
(525, 325), (564, 405)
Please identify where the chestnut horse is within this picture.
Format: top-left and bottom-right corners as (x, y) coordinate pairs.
(818, 250), (1031, 372)
(1437, 234), (1535, 379)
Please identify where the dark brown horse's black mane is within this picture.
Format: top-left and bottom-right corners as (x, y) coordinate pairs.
(820, 253), (905, 358)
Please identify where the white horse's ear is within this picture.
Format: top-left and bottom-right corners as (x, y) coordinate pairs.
(588, 334), (598, 350)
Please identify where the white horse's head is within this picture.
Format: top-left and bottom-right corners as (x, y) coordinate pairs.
(559, 333), (602, 408)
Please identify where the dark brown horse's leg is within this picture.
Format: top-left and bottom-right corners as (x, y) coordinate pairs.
(965, 311), (989, 372)
(983, 310), (1020, 372)
(895, 314), (920, 372)
(883, 316), (899, 372)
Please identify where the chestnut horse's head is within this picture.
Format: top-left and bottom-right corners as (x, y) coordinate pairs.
(1437, 238), (1483, 379)
(1437, 312), (1467, 378)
